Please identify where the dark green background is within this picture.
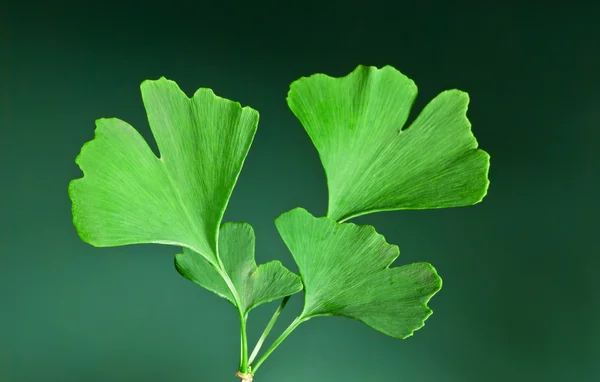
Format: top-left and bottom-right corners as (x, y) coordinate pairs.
(2, 1), (598, 381)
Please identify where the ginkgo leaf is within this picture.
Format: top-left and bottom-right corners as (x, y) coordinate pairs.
(69, 78), (303, 313)
(275, 208), (442, 339)
(175, 222), (303, 314)
(287, 65), (490, 222)
(69, 77), (258, 264)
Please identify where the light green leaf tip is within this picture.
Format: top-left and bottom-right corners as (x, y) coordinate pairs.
(69, 77), (259, 265)
(287, 65), (491, 222)
(175, 222), (303, 314)
(275, 208), (442, 339)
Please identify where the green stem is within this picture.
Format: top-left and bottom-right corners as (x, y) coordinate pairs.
(211, 261), (248, 373)
(250, 315), (307, 373)
(238, 309), (249, 372)
(248, 296), (291, 365)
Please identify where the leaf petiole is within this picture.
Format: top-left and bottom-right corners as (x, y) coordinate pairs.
(250, 314), (308, 373)
(238, 308), (249, 372)
(212, 262), (250, 373)
(248, 296), (291, 365)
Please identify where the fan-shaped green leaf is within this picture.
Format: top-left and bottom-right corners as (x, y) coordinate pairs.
(69, 78), (303, 312)
(275, 208), (442, 339)
(69, 77), (258, 264)
(287, 65), (490, 222)
(175, 222), (303, 314)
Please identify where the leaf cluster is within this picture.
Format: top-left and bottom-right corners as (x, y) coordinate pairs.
(69, 65), (490, 379)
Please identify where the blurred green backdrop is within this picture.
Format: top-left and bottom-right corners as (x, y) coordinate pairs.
(1, 1), (598, 381)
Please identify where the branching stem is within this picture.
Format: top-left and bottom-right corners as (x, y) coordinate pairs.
(248, 296), (290, 365)
(250, 315), (308, 373)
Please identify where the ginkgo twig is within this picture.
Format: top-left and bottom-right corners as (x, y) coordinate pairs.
(70, 65), (490, 382)
(248, 296), (291, 365)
